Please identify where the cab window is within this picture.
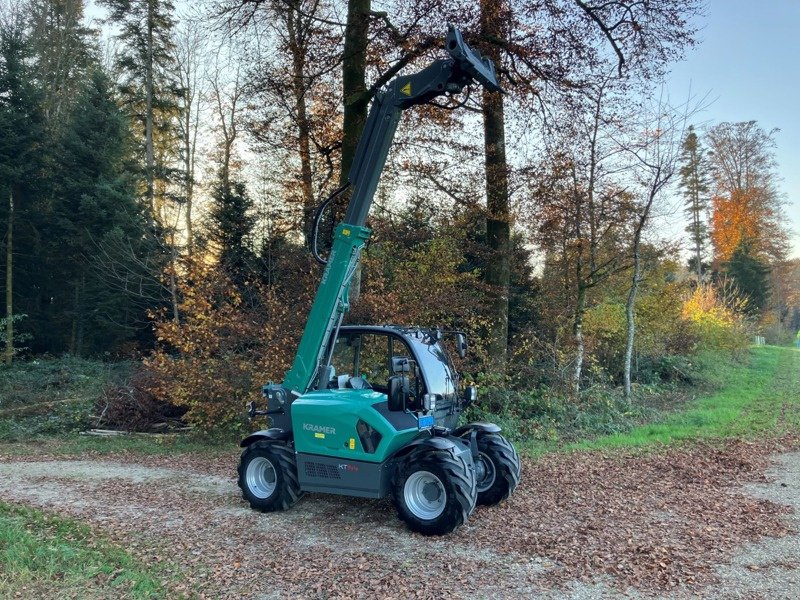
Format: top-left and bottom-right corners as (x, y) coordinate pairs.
(358, 333), (391, 383)
(329, 332), (420, 395)
(390, 337), (420, 398)
(329, 335), (357, 382)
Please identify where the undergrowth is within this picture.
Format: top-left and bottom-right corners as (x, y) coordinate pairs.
(0, 356), (132, 441)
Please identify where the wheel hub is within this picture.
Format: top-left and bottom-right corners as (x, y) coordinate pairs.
(422, 481), (442, 502)
(246, 456), (277, 499)
(404, 470), (446, 520)
(475, 453), (496, 493)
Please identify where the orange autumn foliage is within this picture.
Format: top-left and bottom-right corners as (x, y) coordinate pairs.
(145, 260), (302, 432)
(710, 189), (762, 262)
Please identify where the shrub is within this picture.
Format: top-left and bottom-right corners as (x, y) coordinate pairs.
(583, 279), (697, 385)
(0, 356), (127, 440)
(464, 382), (649, 445)
(145, 261), (300, 433)
(635, 354), (697, 385)
(681, 284), (750, 356)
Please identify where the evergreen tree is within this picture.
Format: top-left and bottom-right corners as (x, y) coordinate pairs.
(52, 68), (156, 354)
(99, 0), (179, 217)
(678, 125), (709, 281)
(27, 0), (95, 126)
(724, 240), (770, 315)
(0, 14), (45, 362)
(207, 179), (256, 285)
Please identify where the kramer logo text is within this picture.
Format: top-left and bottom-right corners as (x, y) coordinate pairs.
(303, 423), (336, 435)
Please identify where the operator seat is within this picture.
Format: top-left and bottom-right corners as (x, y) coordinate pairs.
(346, 376), (371, 390)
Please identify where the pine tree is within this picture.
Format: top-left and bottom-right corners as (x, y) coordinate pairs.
(724, 240), (770, 315)
(53, 68), (155, 353)
(27, 0), (95, 126)
(678, 125), (709, 281)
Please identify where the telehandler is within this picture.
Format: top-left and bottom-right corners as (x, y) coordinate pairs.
(238, 26), (521, 535)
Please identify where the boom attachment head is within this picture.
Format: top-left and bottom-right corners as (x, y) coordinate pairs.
(445, 26), (503, 94)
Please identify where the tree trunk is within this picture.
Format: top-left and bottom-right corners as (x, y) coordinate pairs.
(572, 173), (585, 396)
(338, 0), (371, 301)
(623, 236), (641, 404)
(76, 274), (85, 356)
(145, 0), (156, 214)
(169, 240), (179, 323)
(692, 159), (702, 281)
(70, 279), (79, 355)
(222, 139), (232, 194)
(480, 0), (510, 369)
(339, 0), (370, 188)
(573, 284), (586, 396)
(185, 170), (194, 256)
(286, 6), (316, 244)
(184, 80), (194, 257)
(4, 188), (13, 364)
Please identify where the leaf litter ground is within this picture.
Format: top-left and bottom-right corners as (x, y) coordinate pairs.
(0, 437), (798, 599)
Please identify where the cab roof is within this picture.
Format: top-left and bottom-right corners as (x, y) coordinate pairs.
(338, 325), (442, 344)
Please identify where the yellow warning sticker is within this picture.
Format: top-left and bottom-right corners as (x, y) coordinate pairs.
(314, 432), (325, 439)
(342, 228), (351, 236)
(400, 82), (412, 96)
(349, 438), (356, 450)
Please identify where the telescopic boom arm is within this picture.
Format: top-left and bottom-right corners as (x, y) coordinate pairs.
(281, 26), (501, 396)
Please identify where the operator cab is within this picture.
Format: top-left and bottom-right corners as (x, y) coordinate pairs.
(323, 325), (465, 429)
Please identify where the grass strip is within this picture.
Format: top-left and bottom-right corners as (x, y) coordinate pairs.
(568, 345), (799, 452)
(0, 501), (174, 599)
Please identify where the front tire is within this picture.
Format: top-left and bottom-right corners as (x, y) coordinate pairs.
(237, 440), (302, 512)
(392, 447), (476, 536)
(474, 433), (521, 506)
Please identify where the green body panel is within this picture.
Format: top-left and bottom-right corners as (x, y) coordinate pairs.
(291, 388), (422, 463)
(283, 224), (371, 394)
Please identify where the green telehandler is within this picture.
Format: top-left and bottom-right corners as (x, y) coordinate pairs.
(238, 26), (521, 535)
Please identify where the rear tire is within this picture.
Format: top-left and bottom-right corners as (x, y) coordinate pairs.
(474, 433), (521, 506)
(237, 440), (302, 512)
(392, 447), (476, 535)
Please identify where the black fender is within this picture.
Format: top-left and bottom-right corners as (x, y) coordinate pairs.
(390, 434), (471, 463)
(451, 422), (501, 438)
(239, 428), (293, 448)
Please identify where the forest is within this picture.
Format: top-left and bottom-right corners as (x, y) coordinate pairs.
(1, 0), (798, 440)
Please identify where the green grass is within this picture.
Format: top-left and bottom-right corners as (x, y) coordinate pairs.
(0, 501), (174, 599)
(566, 345), (800, 452)
(61, 433), (234, 456)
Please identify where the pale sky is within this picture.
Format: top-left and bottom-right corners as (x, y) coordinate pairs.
(664, 0), (800, 258)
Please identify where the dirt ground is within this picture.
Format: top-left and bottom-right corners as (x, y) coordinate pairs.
(0, 438), (798, 599)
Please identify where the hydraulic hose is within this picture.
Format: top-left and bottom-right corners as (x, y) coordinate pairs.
(311, 182), (351, 265)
